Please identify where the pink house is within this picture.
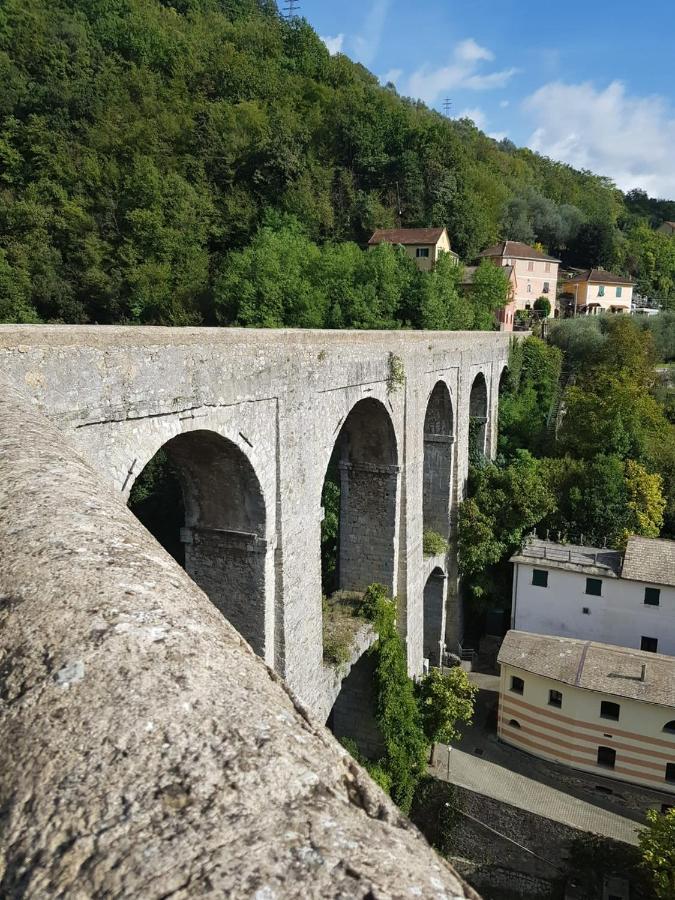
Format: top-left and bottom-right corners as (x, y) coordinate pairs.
(478, 241), (560, 318)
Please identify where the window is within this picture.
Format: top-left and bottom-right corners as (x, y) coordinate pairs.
(582, 607), (590, 615)
(528, 260), (534, 271)
(666, 763), (675, 784)
(600, 701), (620, 721)
(508, 719), (521, 729)
(548, 689), (563, 708)
(586, 578), (602, 596)
(545, 262), (551, 273)
(644, 587), (660, 606)
(416, 248), (430, 258)
(510, 676), (524, 695)
(532, 569), (548, 588)
(616, 287), (622, 297)
(543, 282), (550, 293)
(663, 721), (675, 735)
(641, 636), (658, 653)
(598, 285), (605, 297)
(527, 283), (532, 293)
(597, 746), (616, 768)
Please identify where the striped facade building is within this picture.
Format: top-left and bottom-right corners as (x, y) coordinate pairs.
(498, 631), (675, 796)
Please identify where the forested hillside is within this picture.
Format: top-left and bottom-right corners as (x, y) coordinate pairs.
(1, 0), (674, 326)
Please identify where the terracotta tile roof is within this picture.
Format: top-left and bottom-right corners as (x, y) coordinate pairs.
(498, 631), (675, 707)
(565, 268), (634, 286)
(478, 240), (560, 263)
(367, 227), (447, 246)
(622, 536), (675, 588)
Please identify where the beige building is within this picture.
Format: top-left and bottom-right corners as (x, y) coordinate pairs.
(498, 630), (675, 795)
(657, 221), (675, 236)
(367, 227), (458, 272)
(478, 240), (559, 315)
(564, 269), (634, 315)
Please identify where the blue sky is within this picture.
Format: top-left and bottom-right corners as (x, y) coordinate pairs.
(300, 0), (675, 198)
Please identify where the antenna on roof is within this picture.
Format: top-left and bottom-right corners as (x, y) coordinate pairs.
(443, 98), (452, 117)
(282, 0), (300, 18)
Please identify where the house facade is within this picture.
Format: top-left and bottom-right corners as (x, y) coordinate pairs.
(477, 240), (559, 316)
(367, 227), (458, 272)
(657, 222), (675, 236)
(563, 269), (634, 315)
(498, 630), (675, 796)
(461, 263), (518, 332)
(510, 536), (675, 657)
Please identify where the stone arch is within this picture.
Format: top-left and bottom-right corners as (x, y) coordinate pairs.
(322, 398), (399, 595)
(469, 371), (489, 458)
(423, 382), (454, 538)
(423, 567), (446, 667)
(498, 365), (510, 394)
(128, 430), (270, 658)
(326, 651), (384, 760)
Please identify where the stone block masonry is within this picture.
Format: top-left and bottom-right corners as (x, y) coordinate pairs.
(0, 325), (510, 721)
(0, 375), (480, 899)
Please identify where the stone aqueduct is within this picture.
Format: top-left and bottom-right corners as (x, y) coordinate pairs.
(0, 325), (510, 721)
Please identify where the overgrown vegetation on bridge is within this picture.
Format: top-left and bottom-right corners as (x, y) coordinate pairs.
(337, 584), (476, 815)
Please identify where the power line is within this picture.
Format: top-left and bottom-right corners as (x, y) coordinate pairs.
(282, 0), (300, 18)
(442, 98), (453, 117)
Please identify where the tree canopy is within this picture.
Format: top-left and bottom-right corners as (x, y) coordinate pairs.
(0, 0), (673, 327)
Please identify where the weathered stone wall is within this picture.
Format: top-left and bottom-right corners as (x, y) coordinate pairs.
(0, 376), (480, 899)
(0, 325), (510, 718)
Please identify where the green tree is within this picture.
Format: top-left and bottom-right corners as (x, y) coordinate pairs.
(639, 807), (675, 899)
(498, 336), (563, 457)
(416, 668), (477, 764)
(458, 451), (556, 605)
(469, 258), (510, 329)
(533, 295), (551, 317)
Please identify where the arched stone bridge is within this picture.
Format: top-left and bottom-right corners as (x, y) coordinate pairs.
(0, 325), (510, 720)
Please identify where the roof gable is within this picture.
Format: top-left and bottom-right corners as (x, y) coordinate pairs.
(478, 240), (560, 263)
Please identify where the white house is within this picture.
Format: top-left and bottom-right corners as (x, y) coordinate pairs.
(498, 630), (675, 795)
(510, 536), (675, 656)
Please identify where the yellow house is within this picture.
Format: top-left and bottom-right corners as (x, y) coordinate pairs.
(564, 269), (634, 315)
(367, 227), (458, 272)
(498, 630), (675, 795)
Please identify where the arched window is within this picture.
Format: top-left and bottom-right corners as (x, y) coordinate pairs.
(508, 719), (521, 729)
(664, 721), (675, 735)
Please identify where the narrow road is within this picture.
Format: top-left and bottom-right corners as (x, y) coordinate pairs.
(431, 737), (641, 845)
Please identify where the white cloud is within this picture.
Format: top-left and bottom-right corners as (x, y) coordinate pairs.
(351, 0), (390, 67)
(321, 34), (344, 56)
(455, 38), (493, 64)
(459, 107), (487, 130)
(524, 80), (675, 197)
(500, 100), (510, 108)
(403, 38), (518, 105)
(381, 68), (403, 86)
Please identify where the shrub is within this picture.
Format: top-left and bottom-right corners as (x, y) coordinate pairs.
(423, 529), (448, 556)
(534, 295), (551, 317)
